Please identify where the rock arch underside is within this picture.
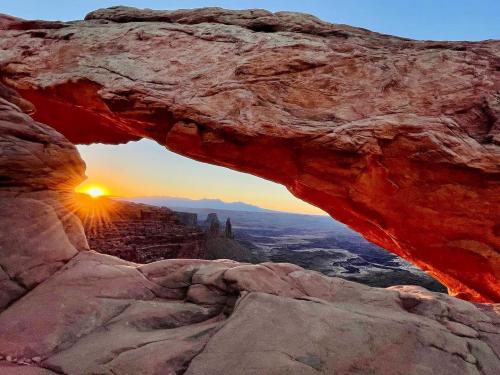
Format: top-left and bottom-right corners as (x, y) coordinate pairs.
(0, 7), (499, 374)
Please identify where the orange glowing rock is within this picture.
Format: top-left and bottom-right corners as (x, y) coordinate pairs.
(0, 7), (498, 302)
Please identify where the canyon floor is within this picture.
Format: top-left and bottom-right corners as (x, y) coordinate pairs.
(142, 204), (448, 292)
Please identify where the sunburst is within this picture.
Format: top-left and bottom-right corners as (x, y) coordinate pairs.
(66, 184), (122, 233)
(78, 184), (109, 198)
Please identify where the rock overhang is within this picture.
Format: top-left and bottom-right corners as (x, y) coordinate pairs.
(0, 6), (498, 302)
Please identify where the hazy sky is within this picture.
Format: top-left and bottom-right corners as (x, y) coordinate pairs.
(4, 1), (499, 214)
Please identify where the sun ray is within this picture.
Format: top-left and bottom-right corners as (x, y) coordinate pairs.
(68, 184), (118, 233)
(76, 184), (109, 199)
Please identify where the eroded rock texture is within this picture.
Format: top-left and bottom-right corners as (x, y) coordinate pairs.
(76, 196), (206, 262)
(0, 7), (498, 301)
(0, 82), (88, 310)
(2, 253), (500, 374)
(0, 74), (499, 375)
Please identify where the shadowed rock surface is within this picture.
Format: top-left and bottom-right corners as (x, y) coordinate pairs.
(0, 6), (498, 301)
(76, 196), (206, 262)
(205, 213), (221, 238)
(0, 82), (88, 309)
(0, 49), (499, 375)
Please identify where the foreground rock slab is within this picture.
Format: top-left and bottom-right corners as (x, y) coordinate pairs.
(1, 253), (499, 374)
(0, 7), (498, 301)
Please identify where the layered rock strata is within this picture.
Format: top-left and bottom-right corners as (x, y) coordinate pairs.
(77, 196), (205, 262)
(0, 7), (498, 300)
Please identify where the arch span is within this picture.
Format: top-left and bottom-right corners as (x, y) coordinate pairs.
(0, 7), (499, 301)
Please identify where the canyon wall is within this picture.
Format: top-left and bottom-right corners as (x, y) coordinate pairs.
(76, 196), (205, 262)
(0, 7), (498, 301)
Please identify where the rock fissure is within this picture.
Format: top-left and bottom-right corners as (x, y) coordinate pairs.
(480, 337), (500, 362)
(39, 364), (67, 375)
(467, 341), (486, 375)
(281, 351), (323, 372)
(176, 326), (227, 375)
(46, 302), (134, 360)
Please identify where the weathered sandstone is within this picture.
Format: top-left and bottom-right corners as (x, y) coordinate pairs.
(0, 7), (498, 301)
(0, 85), (84, 191)
(0, 74), (499, 374)
(1, 251), (499, 374)
(0, 83), (87, 308)
(0, 10), (500, 375)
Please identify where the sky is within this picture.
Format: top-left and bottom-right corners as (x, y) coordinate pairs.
(3, 1), (499, 214)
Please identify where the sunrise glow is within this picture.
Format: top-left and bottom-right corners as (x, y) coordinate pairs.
(76, 140), (328, 215)
(77, 185), (109, 199)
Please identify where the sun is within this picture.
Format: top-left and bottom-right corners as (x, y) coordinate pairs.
(77, 185), (109, 199)
(70, 184), (116, 231)
(85, 186), (106, 198)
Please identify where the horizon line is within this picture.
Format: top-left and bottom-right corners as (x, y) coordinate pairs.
(112, 195), (330, 217)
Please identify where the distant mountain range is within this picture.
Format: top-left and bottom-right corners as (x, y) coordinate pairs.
(122, 196), (270, 212)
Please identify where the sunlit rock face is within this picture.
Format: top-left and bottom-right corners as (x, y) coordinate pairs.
(0, 40), (499, 375)
(0, 7), (498, 302)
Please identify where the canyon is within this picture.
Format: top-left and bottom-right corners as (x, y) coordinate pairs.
(76, 196), (206, 262)
(78, 198), (251, 265)
(0, 6), (499, 374)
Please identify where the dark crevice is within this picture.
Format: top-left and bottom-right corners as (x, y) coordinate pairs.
(422, 43), (468, 51)
(4, 20), (67, 31)
(320, 29), (350, 39)
(247, 23), (279, 33)
(39, 363), (67, 375)
(28, 31), (47, 38)
(176, 315), (232, 374)
(481, 98), (499, 144)
(466, 341), (485, 375)
(281, 352), (323, 372)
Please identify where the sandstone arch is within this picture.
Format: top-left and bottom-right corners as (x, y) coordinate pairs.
(0, 7), (498, 302)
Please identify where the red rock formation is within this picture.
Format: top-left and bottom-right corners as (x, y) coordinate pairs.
(0, 82), (88, 309)
(76, 196), (205, 262)
(0, 7), (498, 301)
(0, 60), (499, 375)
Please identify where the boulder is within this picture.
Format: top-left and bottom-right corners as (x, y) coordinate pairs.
(0, 254), (498, 374)
(0, 85), (84, 191)
(186, 291), (498, 375)
(0, 198), (78, 289)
